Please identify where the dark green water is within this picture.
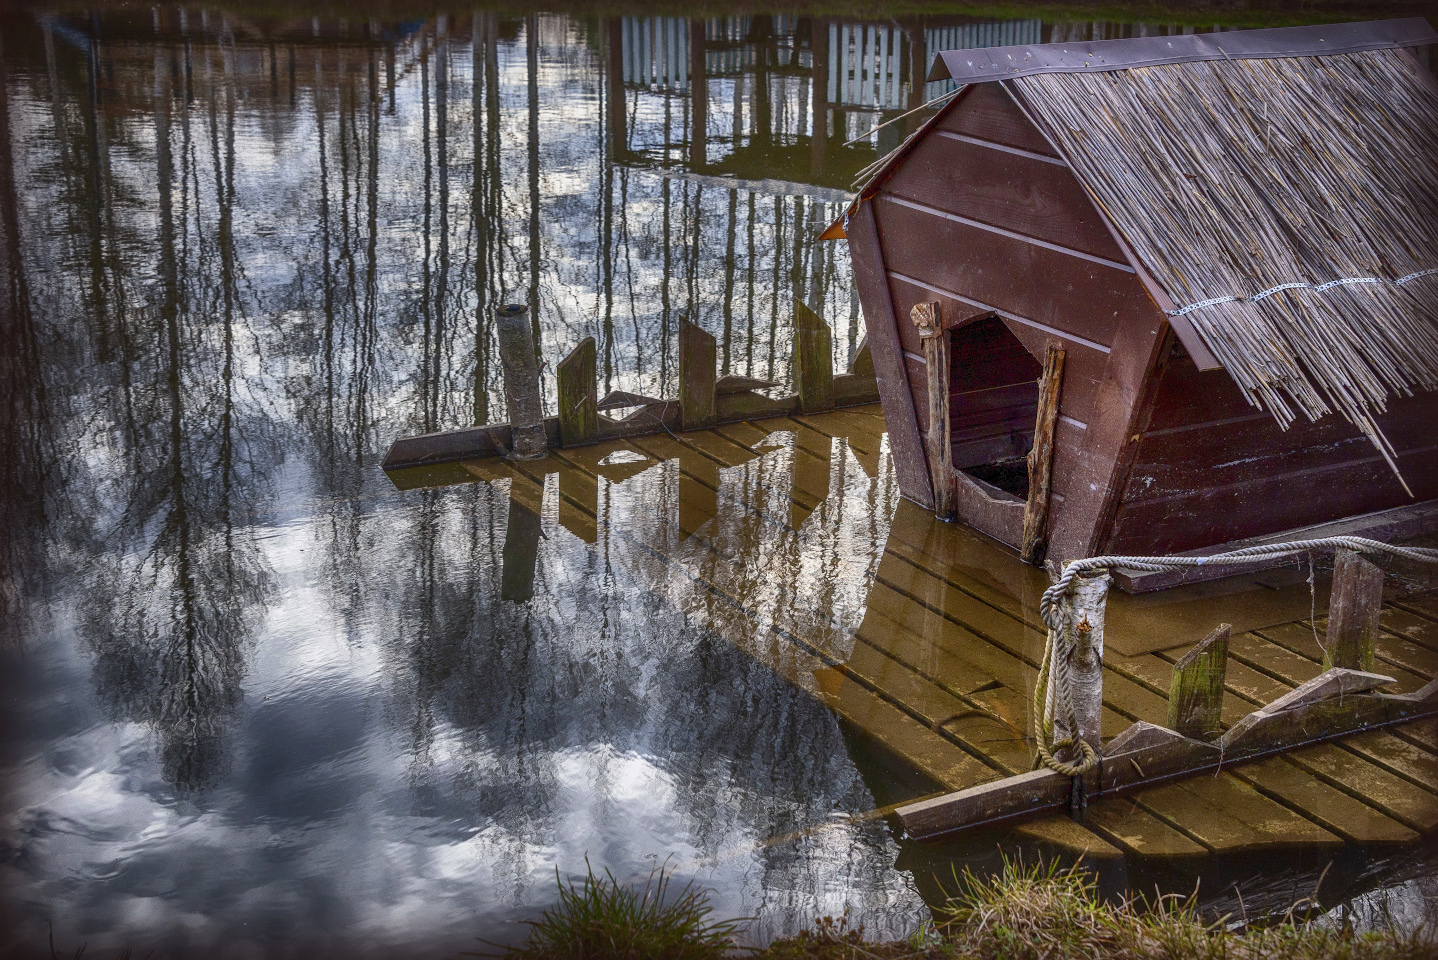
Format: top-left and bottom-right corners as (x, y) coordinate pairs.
(1, 7), (1434, 957)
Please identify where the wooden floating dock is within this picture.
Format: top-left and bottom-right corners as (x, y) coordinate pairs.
(382, 305), (879, 470)
(388, 407), (1438, 860)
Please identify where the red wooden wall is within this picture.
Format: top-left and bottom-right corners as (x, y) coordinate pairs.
(1104, 342), (1438, 555)
(855, 82), (1168, 558)
(848, 80), (1436, 562)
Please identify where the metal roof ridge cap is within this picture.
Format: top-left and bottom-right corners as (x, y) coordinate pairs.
(927, 18), (1436, 84)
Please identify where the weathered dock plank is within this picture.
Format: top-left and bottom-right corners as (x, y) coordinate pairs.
(1083, 798), (1210, 858)
(1227, 755), (1419, 846)
(1284, 743), (1438, 833)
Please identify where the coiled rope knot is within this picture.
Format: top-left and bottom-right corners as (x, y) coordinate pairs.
(1032, 536), (1438, 784)
(1032, 569), (1104, 781)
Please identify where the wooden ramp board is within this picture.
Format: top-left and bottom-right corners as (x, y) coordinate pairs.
(389, 408), (1438, 859)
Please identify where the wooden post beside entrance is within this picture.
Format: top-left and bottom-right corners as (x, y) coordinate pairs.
(1021, 347), (1065, 564)
(557, 337), (598, 447)
(911, 301), (955, 520)
(496, 303), (548, 459)
(1325, 548), (1383, 672)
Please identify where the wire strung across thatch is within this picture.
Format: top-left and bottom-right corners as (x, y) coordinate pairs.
(1011, 49), (1438, 487)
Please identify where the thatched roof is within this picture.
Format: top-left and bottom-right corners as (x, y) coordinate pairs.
(852, 20), (1438, 485)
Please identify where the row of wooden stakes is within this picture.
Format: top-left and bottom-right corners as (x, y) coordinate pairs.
(896, 547), (1438, 838)
(383, 302), (881, 470)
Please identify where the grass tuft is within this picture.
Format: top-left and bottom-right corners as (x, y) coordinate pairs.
(493, 858), (742, 960)
(759, 856), (1436, 960)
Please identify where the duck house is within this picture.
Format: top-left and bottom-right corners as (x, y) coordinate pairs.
(831, 19), (1438, 589)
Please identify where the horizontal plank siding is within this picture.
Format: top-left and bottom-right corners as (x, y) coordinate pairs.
(885, 273), (988, 360)
(934, 81), (1059, 157)
(1145, 349), (1266, 430)
(1108, 342), (1438, 554)
(873, 197), (1142, 351)
(881, 131), (1125, 261)
(1108, 447), (1438, 555)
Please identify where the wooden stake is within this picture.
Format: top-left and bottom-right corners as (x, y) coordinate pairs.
(556, 337), (598, 447)
(496, 303), (548, 459)
(1167, 623), (1230, 741)
(1325, 548), (1383, 672)
(911, 301), (955, 520)
(678, 318), (717, 431)
(794, 301), (836, 413)
(1020, 346), (1065, 564)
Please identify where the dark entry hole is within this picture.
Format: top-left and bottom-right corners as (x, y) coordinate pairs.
(948, 316), (1042, 499)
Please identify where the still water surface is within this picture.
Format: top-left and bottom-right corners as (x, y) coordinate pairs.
(1, 6), (1435, 956)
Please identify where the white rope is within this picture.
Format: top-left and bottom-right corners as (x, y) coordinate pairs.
(1166, 267), (1438, 317)
(1034, 536), (1438, 781)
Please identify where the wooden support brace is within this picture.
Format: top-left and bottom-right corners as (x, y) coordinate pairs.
(911, 301), (955, 520)
(496, 303), (548, 459)
(1167, 623), (1229, 741)
(556, 337), (598, 447)
(678, 318), (717, 431)
(1020, 347), (1065, 564)
(794, 301), (836, 414)
(1324, 548), (1383, 672)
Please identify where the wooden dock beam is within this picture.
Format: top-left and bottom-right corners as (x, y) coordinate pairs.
(383, 303), (882, 471)
(898, 669), (1438, 840)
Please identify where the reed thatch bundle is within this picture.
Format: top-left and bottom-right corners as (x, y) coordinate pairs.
(1012, 49), (1438, 485)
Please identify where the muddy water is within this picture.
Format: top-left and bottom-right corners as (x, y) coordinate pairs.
(1, 7), (1434, 957)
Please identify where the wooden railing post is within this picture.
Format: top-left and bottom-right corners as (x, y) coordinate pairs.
(1325, 548), (1383, 672)
(678, 318), (717, 431)
(556, 337), (598, 447)
(1167, 624), (1230, 740)
(911, 301), (955, 520)
(794, 301), (835, 413)
(1021, 346), (1065, 564)
(496, 303), (548, 459)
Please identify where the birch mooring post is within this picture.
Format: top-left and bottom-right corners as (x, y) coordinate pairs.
(556, 337), (598, 447)
(1021, 346), (1065, 564)
(679, 318), (717, 431)
(496, 303), (548, 459)
(1167, 623), (1230, 740)
(911, 301), (955, 520)
(794, 301), (835, 414)
(1325, 548), (1383, 672)
(1050, 568), (1110, 761)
